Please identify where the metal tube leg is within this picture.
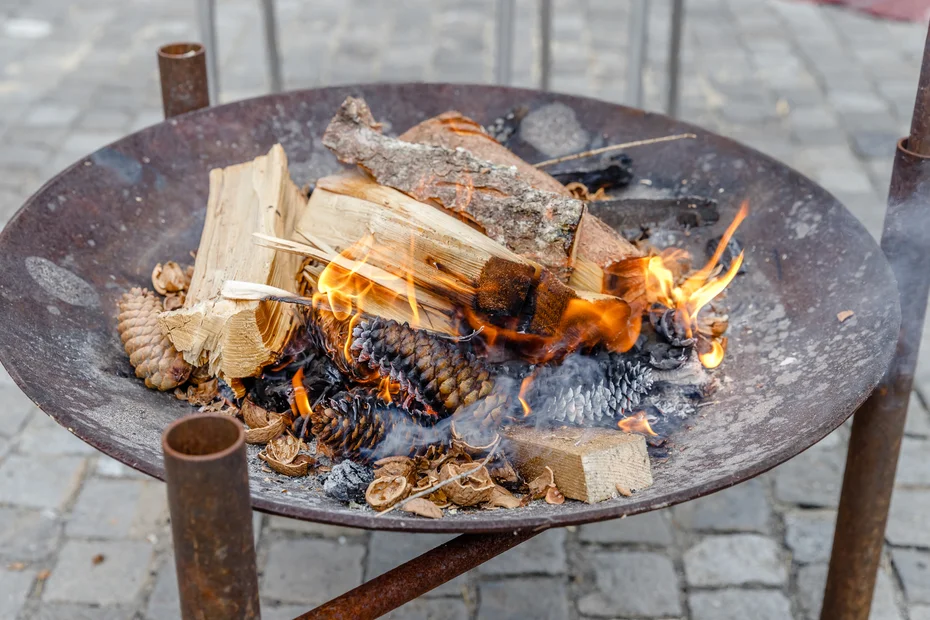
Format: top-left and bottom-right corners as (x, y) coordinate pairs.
(195, 0), (219, 104)
(666, 0), (685, 117)
(496, 0), (515, 85)
(298, 530), (540, 619)
(260, 0), (283, 93)
(163, 415), (260, 619)
(627, 0), (649, 108)
(157, 43), (211, 117)
(821, 22), (930, 620)
(539, 0), (552, 91)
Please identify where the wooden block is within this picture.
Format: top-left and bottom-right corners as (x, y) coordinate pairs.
(501, 425), (652, 503)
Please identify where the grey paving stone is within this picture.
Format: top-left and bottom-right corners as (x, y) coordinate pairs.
(579, 511), (674, 545)
(887, 489), (930, 547)
(798, 563), (903, 620)
(0, 454), (86, 510)
(266, 515), (366, 538)
(477, 578), (569, 620)
(673, 478), (771, 533)
(0, 566), (36, 619)
(479, 528), (566, 576)
(896, 437), (930, 486)
(32, 604), (134, 620)
(773, 440), (846, 508)
(19, 413), (96, 455)
(0, 386), (37, 437)
(0, 507), (61, 561)
(145, 560), (178, 620)
(683, 535), (787, 587)
(384, 598), (469, 620)
(262, 538), (364, 606)
(850, 129), (899, 159)
(367, 533), (465, 596)
(891, 548), (930, 604)
(94, 455), (148, 479)
(905, 391), (930, 437)
(43, 540), (153, 605)
(577, 551), (682, 617)
(785, 510), (835, 564)
(261, 603), (317, 620)
(67, 478), (143, 538)
(23, 102), (80, 128)
(912, 606), (930, 620)
(689, 589), (792, 620)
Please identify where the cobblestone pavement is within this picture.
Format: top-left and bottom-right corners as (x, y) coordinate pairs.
(0, 0), (928, 618)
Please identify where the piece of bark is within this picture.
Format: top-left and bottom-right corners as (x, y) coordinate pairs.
(322, 97), (584, 282)
(501, 425), (652, 503)
(159, 144), (305, 385)
(397, 110), (644, 296)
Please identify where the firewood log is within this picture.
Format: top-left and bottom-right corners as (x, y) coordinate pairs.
(158, 144), (305, 385)
(397, 110), (645, 297)
(321, 97), (584, 283)
(501, 425), (653, 503)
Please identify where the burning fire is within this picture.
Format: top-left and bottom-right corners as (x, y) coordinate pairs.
(618, 411), (658, 436)
(644, 202), (747, 367)
(292, 368), (311, 417)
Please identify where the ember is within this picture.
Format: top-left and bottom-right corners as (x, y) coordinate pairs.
(116, 96), (748, 517)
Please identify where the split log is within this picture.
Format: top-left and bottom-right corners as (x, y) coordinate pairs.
(501, 425), (652, 503)
(321, 97), (584, 283)
(397, 110), (645, 297)
(158, 144), (305, 384)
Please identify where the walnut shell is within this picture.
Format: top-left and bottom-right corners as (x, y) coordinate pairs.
(117, 288), (191, 390)
(439, 462), (494, 507)
(365, 475), (409, 511)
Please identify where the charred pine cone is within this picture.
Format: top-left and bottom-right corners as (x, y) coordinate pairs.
(310, 388), (447, 463)
(350, 318), (495, 418)
(117, 288), (191, 391)
(311, 308), (374, 382)
(525, 354), (654, 426)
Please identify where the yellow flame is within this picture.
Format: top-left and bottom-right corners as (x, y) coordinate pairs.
(378, 377), (394, 404)
(518, 375), (534, 417)
(699, 338), (727, 369)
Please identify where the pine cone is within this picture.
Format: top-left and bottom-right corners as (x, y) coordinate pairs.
(311, 309), (375, 382)
(350, 318), (494, 418)
(117, 288), (191, 391)
(310, 388), (447, 463)
(526, 353), (654, 425)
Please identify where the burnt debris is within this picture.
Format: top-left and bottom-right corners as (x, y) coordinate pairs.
(323, 460), (374, 503)
(707, 235), (746, 275)
(549, 153), (634, 194)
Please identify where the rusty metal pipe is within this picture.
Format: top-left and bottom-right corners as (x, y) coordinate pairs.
(296, 529), (541, 619)
(821, 23), (930, 620)
(163, 415), (261, 620)
(158, 42), (211, 118)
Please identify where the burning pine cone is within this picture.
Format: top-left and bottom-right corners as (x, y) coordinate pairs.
(310, 387), (446, 463)
(117, 288), (192, 391)
(350, 318), (495, 418)
(525, 354), (654, 426)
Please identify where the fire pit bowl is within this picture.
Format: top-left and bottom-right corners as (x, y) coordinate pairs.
(0, 84), (899, 532)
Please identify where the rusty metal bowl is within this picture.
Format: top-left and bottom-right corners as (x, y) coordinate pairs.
(0, 84), (899, 532)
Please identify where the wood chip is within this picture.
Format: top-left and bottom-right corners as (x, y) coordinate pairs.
(91, 553), (106, 566)
(837, 310), (855, 322)
(545, 486), (566, 505)
(616, 484), (633, 497)
(6, 562), (25, 571)
(527, 466), (556, 500)
(37, 570), (51, 581)
(400, 497), (444, 519)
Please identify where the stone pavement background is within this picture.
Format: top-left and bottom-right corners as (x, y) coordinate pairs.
(0, 0), (928, 618)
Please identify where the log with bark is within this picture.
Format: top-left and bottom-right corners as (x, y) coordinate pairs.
(158, 144), (306, 387)
(396, 109), (646, 297)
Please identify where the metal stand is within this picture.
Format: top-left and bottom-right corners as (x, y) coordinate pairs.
(821, 21), (930, 620)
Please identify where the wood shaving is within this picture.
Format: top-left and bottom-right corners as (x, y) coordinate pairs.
(163, 292), (186, 311)
(837, 310), (855, 323)
(527, 466), (556, 500)
(545, 486), (565, 505)
(174, 378), (219, 407)
(616, 484), (633, 497)
(399, 497), (444, 519)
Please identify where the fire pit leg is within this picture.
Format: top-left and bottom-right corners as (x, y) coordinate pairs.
(157, 42), (211, 117)
(162, 415), (261, 619)
(295, 529), (541, 620)
(821, 23), (930, 620)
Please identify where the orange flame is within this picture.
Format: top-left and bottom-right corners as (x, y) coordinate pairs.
(618, 411), (658, 436)
(518, 375), (534, 416)
(292, 368), (311, 417)
(378, 377), (394, 404)
(699, 338), (726, 369)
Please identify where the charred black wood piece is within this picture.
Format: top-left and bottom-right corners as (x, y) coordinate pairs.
(549, 153), (634, 193)
(707, 235), (746, 274)
(322, 460), (373, 503)
(648, 343), (692, 370)
(650, 306), (696, 348)
(587, 196), (720, 232)
(485, 105), (528, 145)
(310, 388), (447, 464)
(524, 353), (655, 426)
(350, 318), (495, 418)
